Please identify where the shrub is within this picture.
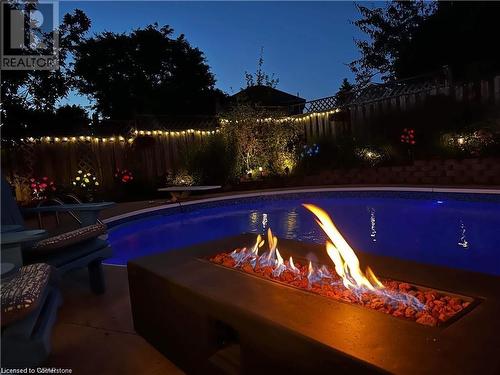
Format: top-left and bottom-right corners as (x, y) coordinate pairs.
(220, 104), (302, 177)
(354, 147), (388, 166)
(183, 135), (237, 185)
(295, 136), (360, 174)
(166, 170), (196, 186)
(71, 170), (100, 201)
(28, 176), (57, 201)
(440, 123), (499, 158)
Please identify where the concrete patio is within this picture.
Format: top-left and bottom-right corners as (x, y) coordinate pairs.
(46, 265), (184, 374)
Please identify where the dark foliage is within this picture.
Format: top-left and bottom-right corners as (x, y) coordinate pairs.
(334, 78), (355, 106)
(350, 1), (433, 85)
(244, 47), (279, 89)
(350, 1), (500, 85)
(1, 6), (91, 134)
(295, 136), (360, 174)
(1, 104), (90, 137)
(184, 136), (237, 185)
(73, 24), (223, 120)
(365, 94), (500, 160)
(397, 2), (500, 81)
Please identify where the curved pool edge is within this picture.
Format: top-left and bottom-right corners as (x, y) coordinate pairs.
(103, 185), (500, 227)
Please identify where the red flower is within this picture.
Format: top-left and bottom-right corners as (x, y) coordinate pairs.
(31, 183), (36, 188)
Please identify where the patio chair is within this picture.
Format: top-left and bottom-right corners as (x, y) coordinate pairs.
(1, 175), (115, 294)
(1, 262), (61, 368)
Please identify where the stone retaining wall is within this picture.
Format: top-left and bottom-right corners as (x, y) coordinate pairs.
(301, 158), (500, 186)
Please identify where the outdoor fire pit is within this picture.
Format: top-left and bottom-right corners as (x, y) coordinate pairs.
(128, 204), (500, 374)
(209, 205), (475, 328)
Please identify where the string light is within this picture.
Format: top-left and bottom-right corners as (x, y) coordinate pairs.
(7, 105), (337, 145)
(9, 127), (220, 144)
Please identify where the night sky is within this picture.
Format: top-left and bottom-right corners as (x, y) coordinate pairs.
(59, 1), (364, 108)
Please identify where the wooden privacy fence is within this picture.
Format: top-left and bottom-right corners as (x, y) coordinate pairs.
(293, 75), (500, 142)
(1, 130), (217, 201)
(3, 74), (499, 201)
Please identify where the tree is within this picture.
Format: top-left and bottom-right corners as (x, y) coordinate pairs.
(334, 78), (355, 106)
(1, 7), (91, 114)
(350, 1), (500, 86)
(52, 105), (90, 134)
(244, 47), (279, 88)
(1, 6), (91, 134)
(72, 24), (219, 120)
(349, 1), (435, 86)
(396, 2), (500, 80)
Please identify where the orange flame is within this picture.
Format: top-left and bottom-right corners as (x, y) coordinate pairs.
(288, 256), (299, 273)
(303, 204), (384, 291)
(251, 234), (264, 256)
(275, 248), (284, 267)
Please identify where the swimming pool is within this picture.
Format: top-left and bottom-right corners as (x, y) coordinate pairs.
(107, 191), (500, 276)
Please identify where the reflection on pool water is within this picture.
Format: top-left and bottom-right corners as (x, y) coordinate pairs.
(107, 192), (500, 276)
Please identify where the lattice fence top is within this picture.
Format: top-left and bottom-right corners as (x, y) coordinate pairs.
(289, 75), (449, 115)
(302, 96), (337, 114)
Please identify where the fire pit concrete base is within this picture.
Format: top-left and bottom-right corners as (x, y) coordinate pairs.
(128, 234), (500, 374)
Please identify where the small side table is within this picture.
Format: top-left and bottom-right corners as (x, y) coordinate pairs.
(1, 229), (47, 272)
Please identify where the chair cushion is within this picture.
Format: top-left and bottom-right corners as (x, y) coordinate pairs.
(32, 223), (107, 253)
(25, 238), (111, 269)
(1, 263), (53, 327)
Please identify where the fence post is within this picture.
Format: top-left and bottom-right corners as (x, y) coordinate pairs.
(494, 76), (500, 105)
(455, 84), (463, 102)
(480, 80), (490, 103)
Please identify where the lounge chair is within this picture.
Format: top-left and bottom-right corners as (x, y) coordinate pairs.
(1, 175), (115, 294)
(1, 262), (61, 368)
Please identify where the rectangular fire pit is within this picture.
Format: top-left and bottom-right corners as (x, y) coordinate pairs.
(128, 234), (500, 374)
(208, 250), (476, 328)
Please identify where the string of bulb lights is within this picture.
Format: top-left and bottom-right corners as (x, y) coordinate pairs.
(2, 129), (220, 145)
(2, 107), (341, 145)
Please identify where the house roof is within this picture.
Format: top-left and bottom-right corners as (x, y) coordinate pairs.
(231, 85), (306, 108)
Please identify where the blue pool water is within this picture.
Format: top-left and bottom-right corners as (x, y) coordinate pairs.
(107, 192), (500, 275)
